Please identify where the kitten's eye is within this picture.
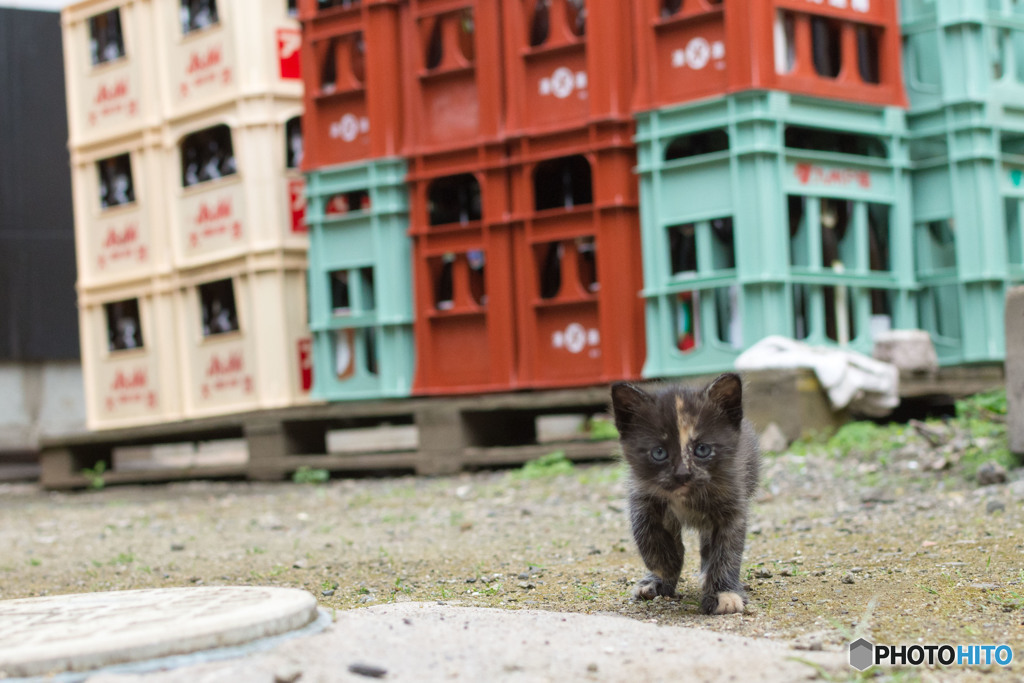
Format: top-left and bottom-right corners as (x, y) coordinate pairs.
(694, 442), (712, 459)
(650, 446), (668, 462)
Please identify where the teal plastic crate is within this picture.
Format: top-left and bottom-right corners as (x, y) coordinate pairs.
(635, 92), (917, 379)
(305, 158), (415, 400)
(902, 0), (1024, 115)
(908, 119), (1024, 363)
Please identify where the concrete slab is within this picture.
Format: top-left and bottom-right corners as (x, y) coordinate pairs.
(0, 587), (318, 678)
(82, 602), (847, 683)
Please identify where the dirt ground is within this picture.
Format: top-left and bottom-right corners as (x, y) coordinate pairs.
(1, 420), (1023, 682)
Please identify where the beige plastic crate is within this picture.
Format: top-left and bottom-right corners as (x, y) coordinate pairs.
(153, 0), (302, 123)
(163, 99), (307, 269)
(62, 0), (160, 147)
(172, 257), (315, 418)
(70, 132), (170, 288)
(78, 283), (183, 430)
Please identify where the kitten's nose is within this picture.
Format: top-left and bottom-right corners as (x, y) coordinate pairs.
(674, 465), (691, 486)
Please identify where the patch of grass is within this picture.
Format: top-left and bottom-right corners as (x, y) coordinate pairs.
(587, 417), (619, 441)
(827, 421), (905, 459)
(292, 466), (330, 485)
(110, 552), (135, 566)
(81, 461), (107, 490)
(511, 451), (574, 480)
(956, 389), (1006, 422)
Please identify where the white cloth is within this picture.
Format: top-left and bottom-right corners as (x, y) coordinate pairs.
(734, 336), (899, 417)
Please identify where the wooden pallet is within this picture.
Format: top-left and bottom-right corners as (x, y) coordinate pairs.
(38, 367), (1002, 490)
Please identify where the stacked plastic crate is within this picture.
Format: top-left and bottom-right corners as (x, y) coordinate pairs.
(401, 0), (518, 394)
(902, 0), (1024, 363)
(64, 0), (311, 427)
(501, 0), (645, 389)
(65, 0), (177, 429)
(297, 0), (414, 400)
(632, 0), (917, 379)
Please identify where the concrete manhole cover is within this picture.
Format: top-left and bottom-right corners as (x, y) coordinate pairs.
(0, 586), (318, 678)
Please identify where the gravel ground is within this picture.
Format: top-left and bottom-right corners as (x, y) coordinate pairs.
(1, 431), (1023, 681)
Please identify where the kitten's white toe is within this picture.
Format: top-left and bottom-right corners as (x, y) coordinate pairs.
(714, 591), (744, 614)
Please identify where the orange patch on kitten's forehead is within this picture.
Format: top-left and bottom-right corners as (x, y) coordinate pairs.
(675, 395), (693, 452)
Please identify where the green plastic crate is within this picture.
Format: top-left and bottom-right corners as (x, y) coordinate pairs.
(305, 158), (414, 400)
(902, 0), (1024, 115)
(635, 92), (917, 379)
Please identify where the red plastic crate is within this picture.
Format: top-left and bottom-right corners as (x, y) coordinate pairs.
(408, 151), (518, 395)
(297, 0), (405, 169)
(632, 0), (906, 112)
(400, 0), (505, 155)
(507, 125), (645, 388)
(501, 0), (635, 136)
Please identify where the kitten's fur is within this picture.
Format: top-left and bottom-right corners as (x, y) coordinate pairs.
(610, 373), (761, 615)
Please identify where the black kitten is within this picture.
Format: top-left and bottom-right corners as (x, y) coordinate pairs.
(610, 373), (761, 615)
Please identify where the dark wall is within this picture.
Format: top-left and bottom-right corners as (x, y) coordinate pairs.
(0, 7), (79, 361)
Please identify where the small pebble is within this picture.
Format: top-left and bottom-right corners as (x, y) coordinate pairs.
(754, 568), (773, 579)
(587, 663), (599, 673)
(321, 589), (335, 597)
(170, 543), (185, 552)
(987, 500), (1006, 514)
(348, 663), (387, 679)
(842, 573), (855, 585)
(977, 461), (1009, 486)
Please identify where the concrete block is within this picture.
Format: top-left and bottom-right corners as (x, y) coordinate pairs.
(872, 329), (939, 374)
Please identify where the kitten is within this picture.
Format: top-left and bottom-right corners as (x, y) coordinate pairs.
(610, 373), (761, 615)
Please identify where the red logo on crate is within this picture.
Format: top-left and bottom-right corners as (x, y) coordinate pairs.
(182, 44), (226, 93)
(189, 197), (242, 249)
(277, 28), (301, 80)
(106, 368), (154, 412)
(95, 79), (128, 104)
(551, 322), (601, 359)
(90, 79), (136, 123)
(795, 163), (871, 189)
(104, 223), (138, 247)
(113, 368), (147, 390)
(288, 178), (307, 233)
(202, 350), (252, 397)
(206, 351), (243, 377)
(298, 338), (312, 392)
(187, 45), (222, 75)
(99, 223), (145, 269)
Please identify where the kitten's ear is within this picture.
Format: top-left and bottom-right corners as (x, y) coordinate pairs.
(610, 382), (652, 438)
(705, 373), (743, 425)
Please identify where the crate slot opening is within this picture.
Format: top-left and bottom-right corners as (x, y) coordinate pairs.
(428, 174), (481, 226)
(180, 0), (220, 35)
(432, 251), (487, 311)
(332, 327), (378, 379)
(286, 116), (303, 169)
(182, 124), (237, 187)
(320, 33), (365, 94)
(784, 126), (887, 158)
(98, 153), (135, 209)
(425, 9), (476, 71)
(664, 129), (729, 161)
(534, 155), (593, 211)
(105, 298), (144, 352)
(89, 8), (125, 66)
(199, 278), (240, 336)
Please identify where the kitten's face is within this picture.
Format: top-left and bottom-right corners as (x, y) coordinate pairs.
(611, 374), (745, 502)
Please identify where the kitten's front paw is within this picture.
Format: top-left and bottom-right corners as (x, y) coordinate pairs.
(634, 574), (676, 601)
(700, 591), (745, 615)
